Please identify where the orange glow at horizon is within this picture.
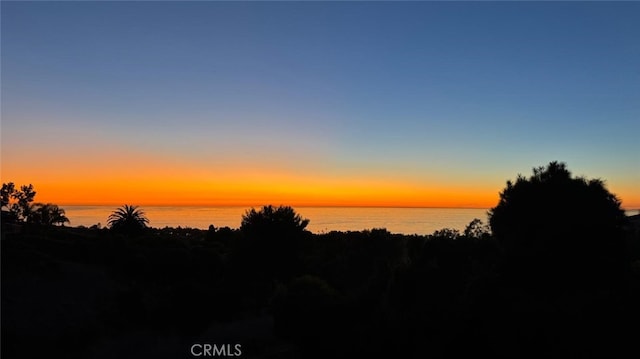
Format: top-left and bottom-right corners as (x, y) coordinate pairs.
(0, 140), (505, 208)
(2, 145), (638, 210)
(19, 174), (638, 210)
(1, 163), (497, 208)
(21, 174), (499, 209)
(27, 184), (640, 210)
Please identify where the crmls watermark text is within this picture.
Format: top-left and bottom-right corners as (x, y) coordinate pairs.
(191, 344), (242, 357)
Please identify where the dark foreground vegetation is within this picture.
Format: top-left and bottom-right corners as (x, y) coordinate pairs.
(2, 162), (640, 359)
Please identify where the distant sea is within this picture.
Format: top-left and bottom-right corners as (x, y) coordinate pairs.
(62, 206), (492, 235)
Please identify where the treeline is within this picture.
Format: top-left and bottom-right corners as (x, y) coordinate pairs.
(1, 182), (69, 226)
(2, 162), (640, 359)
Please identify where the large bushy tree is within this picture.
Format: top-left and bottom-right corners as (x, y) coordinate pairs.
(239, 205), (310, 278)
(489, 161), (627, 265)
(241, 205), (309, 238)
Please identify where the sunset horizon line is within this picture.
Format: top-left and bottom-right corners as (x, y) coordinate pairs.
(54, 202), (494, 210)
(50, 202), (640, 212)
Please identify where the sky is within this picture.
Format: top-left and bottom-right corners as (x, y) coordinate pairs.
(1, 1), (639, 209)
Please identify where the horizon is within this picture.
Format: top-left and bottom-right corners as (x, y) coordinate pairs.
(57, 206), (493, 235)
(58, 203), (493, 210)
(54, 204), (640, 217)
(2, 1), (639, 209)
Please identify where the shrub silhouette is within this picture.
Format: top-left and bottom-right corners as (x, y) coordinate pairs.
(107, 205), (149, 234)
(488, 162), (627, 274)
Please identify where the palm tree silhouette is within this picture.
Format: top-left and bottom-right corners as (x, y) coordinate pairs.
(108, 204), (149, 233)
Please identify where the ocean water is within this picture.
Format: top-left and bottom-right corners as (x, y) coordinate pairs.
(62, 206), (490, 235)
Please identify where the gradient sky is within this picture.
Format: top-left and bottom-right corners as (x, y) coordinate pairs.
(1, 1), (639, 208)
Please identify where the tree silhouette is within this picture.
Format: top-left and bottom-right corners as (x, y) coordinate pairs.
(241, 205), (309, 237)
(1, 182), (36, 221)
(239, 205), (310, 278)
(108, 205), (149, 234)
(488, 161), (627, 273)
(1, 182), (16, 210)
(463, 218), (491, 239)
(28, 203), (70, 226)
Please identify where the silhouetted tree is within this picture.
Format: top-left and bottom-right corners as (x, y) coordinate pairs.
(239, 205), (310, 278)
(28, 203), (70, 226)
(1, 182), (36, 221)
(463, 218), (491, 239)
(108, 205), (149, 234)
(241, 205), (309, 237)
(1, 182), (15, 210)
(1, 182), (17, 224)
(488, 161), (627, 274)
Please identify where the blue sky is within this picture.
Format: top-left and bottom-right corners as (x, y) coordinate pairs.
(2, 1), (639, 208)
